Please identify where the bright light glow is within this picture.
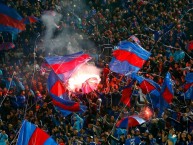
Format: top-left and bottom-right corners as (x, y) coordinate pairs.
(67, 63), (101, 93)
(139, 106), (153, 120)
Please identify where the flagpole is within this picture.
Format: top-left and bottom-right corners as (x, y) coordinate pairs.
(23, 33), (41, 119)
(0, 71), (15, 107)
(10, 120), (26, 145)
(107, 82), (136, 138)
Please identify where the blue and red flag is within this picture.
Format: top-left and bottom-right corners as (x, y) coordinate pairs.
(47, 71), (87, 116)
(47, 70), (69, 100)
(161, 72), (174, 104)
(116, 115), (146, 128)
(131, 73), (160, 96)
(120, 82), (134, 107)
(184, 73), (193, 99)
(116, 117), (129, 128)
(45, 51), (91, 83)
(22, 16), (39, 24)
(16, 120), (57, 145)
(158, 72), (174, 116)
(109, 41), (151, 75)
(82, 77), (99, 94)
(146, 93), (160, 109)
(0, 3), (25, 34)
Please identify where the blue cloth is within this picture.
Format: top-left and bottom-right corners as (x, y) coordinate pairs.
(150, 138), (156, 145)
(73, 114), (84, 131)
(16, 95), (26, 108)
(0, 133), (8, 145)
(16, 120), (57, 145)
(114, 128), (127, 139)
(5, 80), (16, 89)
(0, 69), (3, 76)
(125, 138), (135, 145)
(168, 134), (177, 145)
(185, 73), (193, 83)
(0, 3), (24, 34)
(135, 136), (141, 144)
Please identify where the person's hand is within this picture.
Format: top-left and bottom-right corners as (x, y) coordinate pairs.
(183, 113), (187, 117)
(162, 130), (165, 136)
(178, 132), (181, 138)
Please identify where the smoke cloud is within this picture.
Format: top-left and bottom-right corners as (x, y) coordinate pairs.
(41, 0), (101, 94)
(40, 0), (97, 57)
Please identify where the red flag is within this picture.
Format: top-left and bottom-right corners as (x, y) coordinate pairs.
(120, 82), (133, 107)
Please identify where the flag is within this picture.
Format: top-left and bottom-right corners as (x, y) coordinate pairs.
(184, 73), (193, 99)
(159, 72), (174, 116)
(116, 117), (129, 128)
(45, 51), (91, 83)
(184, 85), (193, 100)
(131, 73), (160, 96)
(47, 71), (87, 116)
(47, 71), (69, 100)
(116, 115), (146, 128)
(153, 31), (161, 41)
(0, 42), (15, 51)
(0, 3), (25, 34)
(22, 16), (39, 24)
(82, 77), (99, 94)
(109, 41), (151, 75)
(161, 72), (174, 104)
(185, 73), (193, 83)
(16, 120), (57, 145)
(120, 82), (133, 107)
(146, 93), (160, 109)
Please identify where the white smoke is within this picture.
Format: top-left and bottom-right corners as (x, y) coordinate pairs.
(40, 0), (97, 56)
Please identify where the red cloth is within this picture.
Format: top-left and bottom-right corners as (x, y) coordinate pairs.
(103, 67), (110, 78)
(188, 40), (193, 50)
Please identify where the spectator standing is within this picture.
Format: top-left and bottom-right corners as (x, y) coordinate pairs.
(0, 130), (8, 145)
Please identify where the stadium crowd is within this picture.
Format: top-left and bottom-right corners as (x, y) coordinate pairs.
(0, 0), (193, 144)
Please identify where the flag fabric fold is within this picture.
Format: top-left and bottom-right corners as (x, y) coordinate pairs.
(116, 115), (146, 128)
(116, 117), (129, 128)
(184, 85), (193, 100)
(22, 16), (39, 24)
(0, 3), (25, 34)
(109, 41), (151, 75)
(47, 71), (68, 100)
(161, 72), (174, 104)
(82, 77), (99, 94)
(131, 73), (160, 96)
(184, 73), (193, 99)
(158, 72), (174, 116)
(45, 51), (91, 83)
(47, 71), (87, 116)
(16, 120), (57, 145)
(120, 82), (133, 107)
